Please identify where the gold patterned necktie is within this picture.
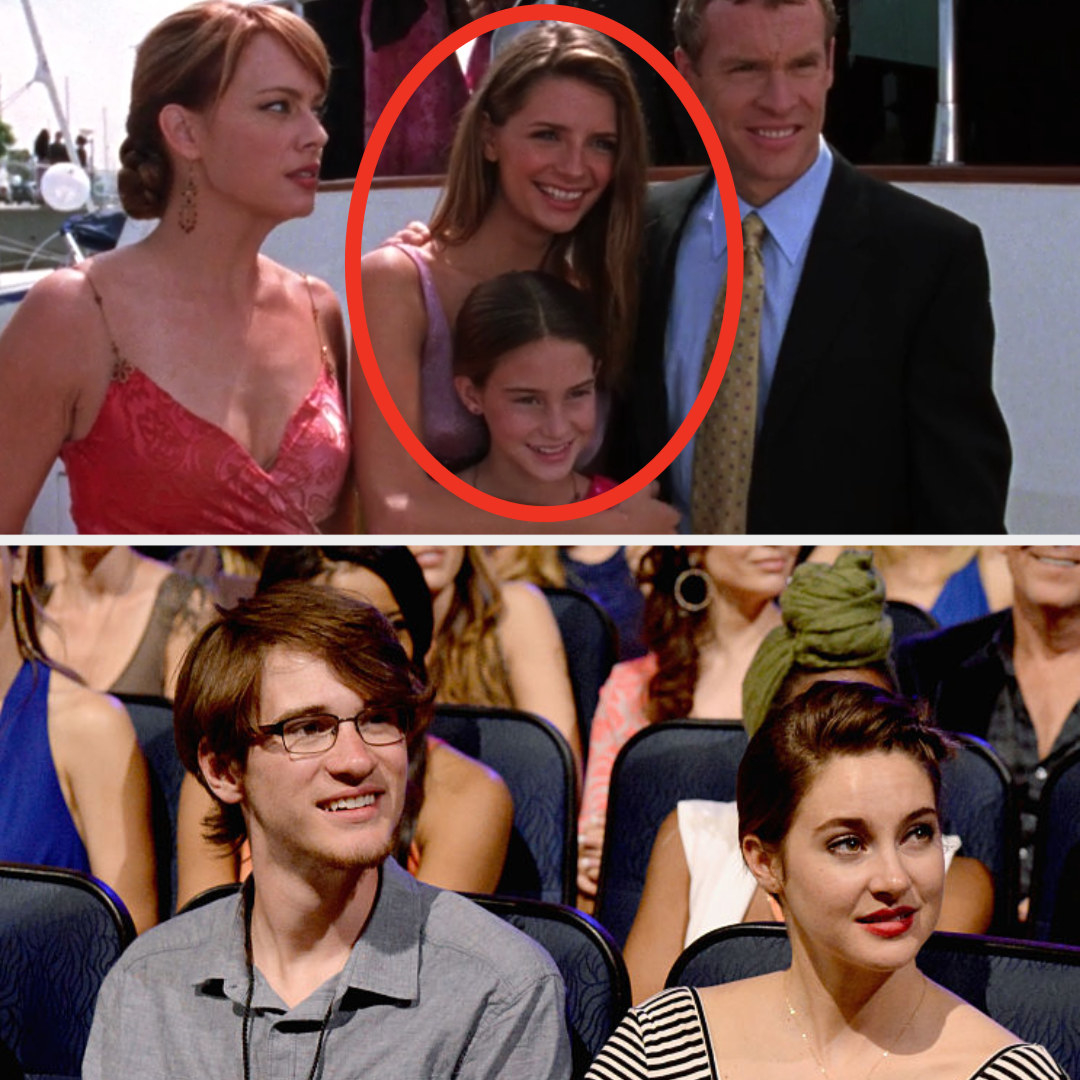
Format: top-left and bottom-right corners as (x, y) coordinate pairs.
(690, 212), (766, 534)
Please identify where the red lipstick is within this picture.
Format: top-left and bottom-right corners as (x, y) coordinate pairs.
(857, 907), (916, 938)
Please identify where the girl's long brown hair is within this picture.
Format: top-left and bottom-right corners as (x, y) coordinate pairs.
(429, 22), (646, 388)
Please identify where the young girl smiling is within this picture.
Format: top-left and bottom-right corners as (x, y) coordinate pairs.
(452, 271), (616, 505)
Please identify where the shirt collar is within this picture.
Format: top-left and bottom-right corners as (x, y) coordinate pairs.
(990, 614), (1018, 678)
(707, 137), (833, 264)
(197, 859), (424, 1009)
(338, 859), (423, 1003)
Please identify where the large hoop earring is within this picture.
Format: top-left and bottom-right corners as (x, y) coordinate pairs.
(178, 165), (198, 234)
(674, 567), (711, 613)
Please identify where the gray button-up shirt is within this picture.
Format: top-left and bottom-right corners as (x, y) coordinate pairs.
(83, 860), (571, 1079)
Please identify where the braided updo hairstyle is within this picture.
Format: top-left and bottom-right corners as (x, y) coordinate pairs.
(118, 1), (328, 219)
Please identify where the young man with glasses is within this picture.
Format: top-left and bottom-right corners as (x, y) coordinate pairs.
(83, 581), (570, 1080)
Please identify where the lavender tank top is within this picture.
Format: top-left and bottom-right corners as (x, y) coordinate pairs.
(393, 244), (488, 470)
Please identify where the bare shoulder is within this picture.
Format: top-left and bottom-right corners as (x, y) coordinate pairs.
(295, 270), (341, 316)
(8, 264), (101, 342)
(426, 735), (509, 801)
(47, 671), (135, 743)
(359, 240), (426, 281)
(499, 580), (552, 623)
(696, 971), (782, 1032)
(357, 244), (429, 342)
(928, 982), (1018, 1061)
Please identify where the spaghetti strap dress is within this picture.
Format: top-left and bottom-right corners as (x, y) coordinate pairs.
(58, 269), (350, 534)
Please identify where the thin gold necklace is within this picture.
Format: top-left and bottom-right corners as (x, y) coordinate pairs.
(784, 973), (928, 1080)
(470, 462), (581, 504)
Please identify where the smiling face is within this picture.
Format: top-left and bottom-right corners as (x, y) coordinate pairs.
(482, 75), (618, 239)
(183, 32), (327, 222)
(1005, 546), (1080, 614)
(457, 337), (598, 502)
(747, 750), (944, 973)
(677, 0), (834, 206)
(205, 647), (407, 880)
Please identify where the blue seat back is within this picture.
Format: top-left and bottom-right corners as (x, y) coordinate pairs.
(595, 720), (748, 946)
(671, 924), (1080, 1078)
(541, 587), (618, 758)
(431, 705), (577, 905)
(468, 894), (630, 1079)
(1032, 746), (1080, 943)
(0, 864), (134, 1079)
(117, 693), (184, 917)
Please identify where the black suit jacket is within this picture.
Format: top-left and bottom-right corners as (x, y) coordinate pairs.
(895, 609), (1012, 741)
(608, 156), (1012, 532)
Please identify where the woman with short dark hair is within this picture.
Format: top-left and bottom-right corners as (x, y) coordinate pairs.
(588, 681), (1068, 1080)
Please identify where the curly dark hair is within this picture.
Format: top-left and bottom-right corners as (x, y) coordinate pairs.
(638, 546), (716, 725)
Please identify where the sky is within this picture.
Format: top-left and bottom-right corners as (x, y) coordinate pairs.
(1, 0), (213, 170)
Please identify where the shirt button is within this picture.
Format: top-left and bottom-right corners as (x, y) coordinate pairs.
(1034, 766), (1048, 781)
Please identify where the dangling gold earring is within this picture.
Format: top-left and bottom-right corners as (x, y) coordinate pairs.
(178, 164), (198, 234)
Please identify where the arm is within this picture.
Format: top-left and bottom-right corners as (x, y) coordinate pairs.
(906, 223), (1011, 531)
(938, 854), (995, 934)
(623, 810), (691, 1004)
(0, 269), (101, 531)
(174, 771), (238, 912)
(498, 582), (582, 773)
(414, 737), (513, 893)
(353, 249), (678, 534)
(50, 681), (158, 933)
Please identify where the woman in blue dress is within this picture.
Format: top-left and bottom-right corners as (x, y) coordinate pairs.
(0, 547), (157, 932)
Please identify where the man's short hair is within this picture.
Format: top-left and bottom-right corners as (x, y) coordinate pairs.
(174, 581), (434, 847)
(674, 0), (839, 64)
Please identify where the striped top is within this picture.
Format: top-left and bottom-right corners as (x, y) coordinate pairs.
(586, 987), (1069, 1080)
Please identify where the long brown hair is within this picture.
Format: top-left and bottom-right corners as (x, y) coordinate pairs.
(11, 548), (81, 680)
(428, 22), (646, 386)
(428, 548), (514, 708)
(638, 546), (715, 725)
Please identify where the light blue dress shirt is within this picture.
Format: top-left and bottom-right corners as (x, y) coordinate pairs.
(663, 138), (834, 520)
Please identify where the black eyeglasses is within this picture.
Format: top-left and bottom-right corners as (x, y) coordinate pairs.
(258, 709), (407, 755)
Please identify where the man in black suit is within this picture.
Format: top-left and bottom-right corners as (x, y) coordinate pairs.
(607, 0), (1012, 532)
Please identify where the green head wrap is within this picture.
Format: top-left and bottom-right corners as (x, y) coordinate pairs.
(741, 550), (893, 737)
